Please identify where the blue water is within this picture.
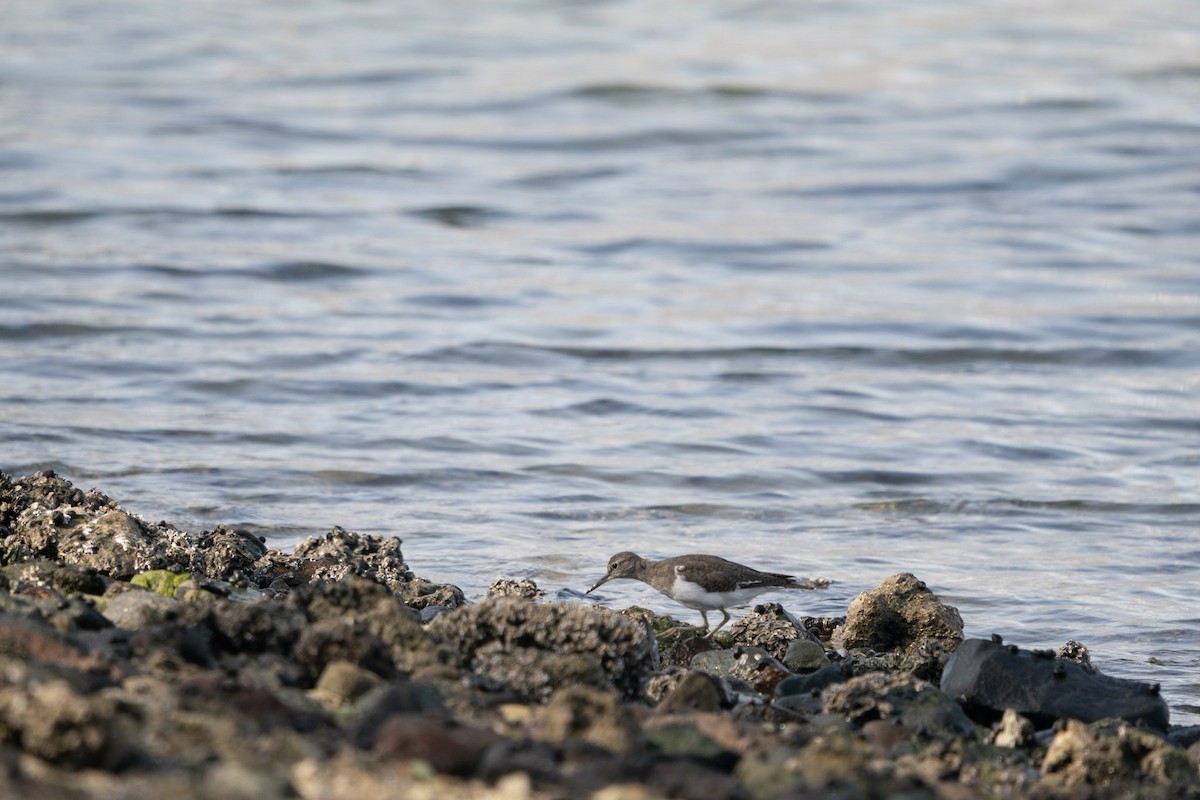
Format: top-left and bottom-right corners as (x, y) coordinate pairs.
(2, 0), (1199, 723)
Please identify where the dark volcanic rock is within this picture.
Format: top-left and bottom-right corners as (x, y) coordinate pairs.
(426, 597), (658, 701)
(837, 572), (963, 663)
(940, 637), (1170, 732)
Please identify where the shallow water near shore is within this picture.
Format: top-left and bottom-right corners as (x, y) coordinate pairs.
(2, 1), (1199, 723)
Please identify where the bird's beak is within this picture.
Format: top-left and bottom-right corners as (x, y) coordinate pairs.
(587, 574), (611, 594)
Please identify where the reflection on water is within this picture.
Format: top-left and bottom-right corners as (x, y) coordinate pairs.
(2, 0), (1199, 721)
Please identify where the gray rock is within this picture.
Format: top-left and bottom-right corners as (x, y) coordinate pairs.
(690, 649), (739, 680)
(644, 722), (739, 771)
(783, 639), (829, 673)
(426, 598), (658, 701)
(940, 638), (1170, 732)
(727, 602), (804, 660)
(487, 577), (544, 600)
(349, 681), (447, 749)
(823, 671), (976, 741)
(775, 664), (851, 708)
(102, 589), (179, 629)
(656, 671), (728, 713)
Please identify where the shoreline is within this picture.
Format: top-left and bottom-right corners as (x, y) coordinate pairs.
(1, 469), (1197, 798)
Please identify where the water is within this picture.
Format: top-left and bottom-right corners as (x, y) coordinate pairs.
(3, 0), (1199, 723)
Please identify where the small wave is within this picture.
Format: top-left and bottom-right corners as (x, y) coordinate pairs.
(533, 398), (724, 419)
(407, 205), (509, 228)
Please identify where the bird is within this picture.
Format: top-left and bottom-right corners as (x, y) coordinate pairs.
(586, 550), (820, 637)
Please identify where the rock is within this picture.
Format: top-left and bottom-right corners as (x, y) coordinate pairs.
(774, 664), (852, 713)
(644, 722), (739, 771)
(533, 685), (643, 757)
(656, 671), (728, 713)
(426, 598), (658, 701)
(101, 588), (179, 629)
(689, 649), (739, 681)
(292, 616), (397, 682)
(836, 573), (963, 666)
(420, 605), (454, 623)
(277, 526), (465, 608)
(822, 672), (976, 741)
(488, 577), (545, 600)
(197, 526), (267, 583)
(1056, 639), (1091, 665)
(783, 639), (829, 673)
(659, 630), (717, 670)
(373, 715), (500, 776)
(940, 637), (1170, 731)
(349, 682), (448, 749)
(992, 708), (1035, 750)
(1040, 719), (1195, 791)
(729, 647), (793, 696)
(398, 577), (467, 610)
(727, 603), (804, 660)
(309, 660), (384, 708)
(0, 680), (132, 770)
(1, 559), (109, 597)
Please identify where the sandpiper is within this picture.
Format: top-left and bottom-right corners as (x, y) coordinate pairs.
(587, 551), (821, 637)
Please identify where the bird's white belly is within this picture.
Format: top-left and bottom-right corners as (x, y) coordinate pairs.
(668, 575), (769, 610)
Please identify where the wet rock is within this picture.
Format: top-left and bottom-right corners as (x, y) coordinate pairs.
(1056, 638), (1091, 665)
(783, 639), (829, 673)
(533, 685), (643, 757)
(836, 573), (963, 667)
(420, 604), (454, 623)
(727, 602), (804, 660)
(488, 577), (544, 600)
(940, 637), (1170, 731)
(1040, 718), (1196, 791)
(774, 664), (852, 712)
(822, 671), (976, 741)
(427, 598), (658, 701)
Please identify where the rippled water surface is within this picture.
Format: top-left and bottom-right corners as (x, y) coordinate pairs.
(3, 1), (1199, 721)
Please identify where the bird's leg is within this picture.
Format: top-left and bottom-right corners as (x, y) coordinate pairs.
(659, 610), (708, 640)
(704, 608), (732, 639)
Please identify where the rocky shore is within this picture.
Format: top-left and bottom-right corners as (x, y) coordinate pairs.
(1, 469), (1197, 799)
